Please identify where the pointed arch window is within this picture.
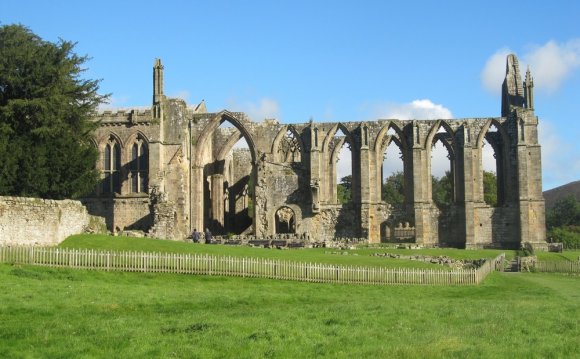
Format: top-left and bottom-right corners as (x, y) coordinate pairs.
(130, 138), (148, 193)
(103, 136), (121, 194)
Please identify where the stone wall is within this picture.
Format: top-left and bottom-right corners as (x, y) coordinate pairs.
(82, 55), (547, 249)
(0, 196), (94, 246)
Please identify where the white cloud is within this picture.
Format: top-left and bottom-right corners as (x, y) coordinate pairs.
(481, 39), (580, 94)
(227, 98), (280, 122)
(538, 120), (580, 190)
(372, 99), (453, 120)
(481, 48), (512, 95)
(523, 39), (580, 92)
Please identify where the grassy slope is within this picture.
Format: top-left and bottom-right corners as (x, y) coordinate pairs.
(60, 234), (517, 270)
(1, 264), (578, 358)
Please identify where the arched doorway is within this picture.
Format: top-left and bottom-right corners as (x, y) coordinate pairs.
(275, 206), (296, 234)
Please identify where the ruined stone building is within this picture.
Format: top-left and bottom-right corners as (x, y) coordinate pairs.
(82, 54), (547, 249)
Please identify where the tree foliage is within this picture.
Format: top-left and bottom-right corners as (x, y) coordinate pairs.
(382, 171), (404, 206)
(546, 195), (580, 229)
(0, 24), (107, 199)
(545, 196), (580, 248)
(483, 171), (498, 207)
(432, 171), (453, 210)
(337, 175), (352, 204)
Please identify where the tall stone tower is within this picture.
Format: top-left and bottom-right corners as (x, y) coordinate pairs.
(501, 54), (546, 248)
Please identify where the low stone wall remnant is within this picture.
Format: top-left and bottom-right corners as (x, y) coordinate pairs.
(0, 196), (98, 246)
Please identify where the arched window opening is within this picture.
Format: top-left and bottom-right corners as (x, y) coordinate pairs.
(206, 121), (254, 235)
(381, 128), (405, 206)
(481, 123), (503, 206)
(332, 128), (353, 204)
(130, 137), (148, 193)
(278, 129), (301, 163)
(275, 206), (296, 234)
(431, 127), (454, 210)
(103, 136), (121, 194)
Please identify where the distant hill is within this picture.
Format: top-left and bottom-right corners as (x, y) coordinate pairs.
(543, 180), (580, 209)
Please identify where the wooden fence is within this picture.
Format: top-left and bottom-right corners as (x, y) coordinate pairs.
(534, 260), (580, 273)
(0, 246), (503, 286)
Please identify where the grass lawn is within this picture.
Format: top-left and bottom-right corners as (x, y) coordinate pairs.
(60, 235), (516, 270)
(1, 264), (578, 358)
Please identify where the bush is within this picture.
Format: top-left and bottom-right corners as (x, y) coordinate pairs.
(548, 226), (580, 249)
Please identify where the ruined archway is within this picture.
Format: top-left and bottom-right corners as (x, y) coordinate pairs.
(477, 119), (510, 206)
(275, 206), (296, 234)
(192, 111), (257, 236)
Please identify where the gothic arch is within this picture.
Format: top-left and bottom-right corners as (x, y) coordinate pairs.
(100, 133), (123, 195)
(476, 118), (511, 205)
(216, 131), (243, 163)
(124, 132), (149, 194)
(425, 120), (457, 204)
(192, 111), (258, 236)
(194, 111), (257, 167)
(374, 122), (408, 153)
(322, 123), (355, 153)
(425, 120), (455, 150)
(271, 125), (305, 162)
(124, 131), (149, 160)
(476, 118), (509, 150)
(98, 132), (123, 152)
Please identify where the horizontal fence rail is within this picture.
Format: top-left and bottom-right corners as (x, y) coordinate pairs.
(0, 246), (504, 286)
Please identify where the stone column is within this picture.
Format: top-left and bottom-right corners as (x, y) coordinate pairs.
(191, 165), (205, 234)
(515, 110), (546, 248)
(460, 132), (477, 249)
(309, 125), (321, 211)
(411, 122), (433, 245)
(210, 174), (224, 231)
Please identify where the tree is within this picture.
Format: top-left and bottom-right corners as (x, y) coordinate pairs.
(337, 175), (351, 204)
(546, 196), (580, 248)
(483, 171), (498, 207)
(0, 24), (107, 199)
(546, 196), (580, 229)
(382, 171), (405, 206)
(432, 171), (453, 209)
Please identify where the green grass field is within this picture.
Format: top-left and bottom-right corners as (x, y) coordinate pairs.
(2, 235), (578, 358)
(1, 264), (579, 358)
(60, 235), (516, 270)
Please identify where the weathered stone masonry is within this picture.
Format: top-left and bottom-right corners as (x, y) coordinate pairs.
(0, 196), (101, 246)
(83, 54), (546, 249)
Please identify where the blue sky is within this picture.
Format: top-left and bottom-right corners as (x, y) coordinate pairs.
(3, 0), (579, 190)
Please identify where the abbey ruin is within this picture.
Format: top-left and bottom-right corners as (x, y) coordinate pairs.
(82, 54), (547, 249)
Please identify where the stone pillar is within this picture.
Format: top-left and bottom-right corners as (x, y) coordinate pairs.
(359, 126), (377, 242)
(191, 165), (205, 234)
(460, 127), (477, 249)
(309, 125), (321, 211)
(411, 122), (433, 245)
(515, 109), (546, 249)
(210, 174), (224, 231)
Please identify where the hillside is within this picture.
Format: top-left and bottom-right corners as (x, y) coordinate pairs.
(543, 180), (580, 209)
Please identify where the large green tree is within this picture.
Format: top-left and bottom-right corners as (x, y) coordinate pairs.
(483, 171), (498, 207)
(0, 24), (107, 199)
(382, 171), (404, 206)
(337, 175), (352, 204)
(546, 196), (580, 248)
